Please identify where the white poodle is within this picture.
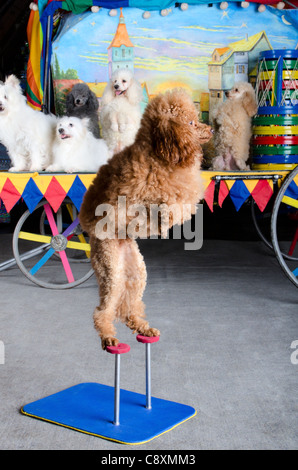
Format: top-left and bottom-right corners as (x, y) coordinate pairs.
(100, 68), (143, 154)
(0, 75), (56, 172)
(46, 116), (110, 173)
(211, 82), (258, 171)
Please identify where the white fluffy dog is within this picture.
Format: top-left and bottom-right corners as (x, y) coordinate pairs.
(0, 75), (56, 172)
(46, 116), (110, 173)
(100, 68), (143, 154)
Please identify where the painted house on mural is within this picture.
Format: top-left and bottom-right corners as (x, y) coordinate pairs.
(208, 31), (272, 113)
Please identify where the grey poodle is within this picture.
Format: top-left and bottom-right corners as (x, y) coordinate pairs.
(65, 83), (100, 139)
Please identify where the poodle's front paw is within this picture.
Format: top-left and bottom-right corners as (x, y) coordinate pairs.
(111, 122), (119, 132)
(236, 160), (249, 171)
(45, 165), (55, 172)
(29, 164), (43, 172)
(9, 166), (24, 172)
(141, 327), (160, 338)
(101, 336), (120, 350)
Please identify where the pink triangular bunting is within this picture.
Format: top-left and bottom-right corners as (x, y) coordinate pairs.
(218, 180), (229, 207)
(44, 176), (67, 213)
(204, 180), (215, 212)
(0, 178), (22, 212)
(251, 179), (273, 212)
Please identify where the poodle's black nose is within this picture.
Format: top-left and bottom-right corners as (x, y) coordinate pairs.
(75, 98), (81, 104)
(114, 84), (119, 89)
(58, 127), (64, 134)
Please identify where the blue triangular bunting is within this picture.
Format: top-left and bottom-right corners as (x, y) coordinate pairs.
(22, 178), (44, 213)
(229, 180), (251, 211)
(67, 175), (88, 211)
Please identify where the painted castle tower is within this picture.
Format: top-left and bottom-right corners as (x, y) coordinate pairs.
(108, 8), (134, 79)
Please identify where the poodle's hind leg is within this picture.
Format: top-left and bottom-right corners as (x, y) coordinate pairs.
(232, 140), (250, 171)
(91, 238), (126, 350)
(211, 155), (226, 171)
(120, 239), (160, 338)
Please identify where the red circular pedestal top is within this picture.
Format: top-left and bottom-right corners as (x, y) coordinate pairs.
(136, 334), (160, 344)
(106, 343), (130, 354)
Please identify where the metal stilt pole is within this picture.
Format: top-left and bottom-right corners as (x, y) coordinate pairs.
(137, 334), (160, 410)
(106, 342), (130, 426)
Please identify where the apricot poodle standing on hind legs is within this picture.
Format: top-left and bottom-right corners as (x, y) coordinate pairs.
(79, 89), (212, 350)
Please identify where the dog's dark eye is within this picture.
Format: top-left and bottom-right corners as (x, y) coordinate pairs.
(122, 80), (126, 83)
(189, 121), (194, 126)
(235, 88), (238, 92)
(69, 123), (73, 127)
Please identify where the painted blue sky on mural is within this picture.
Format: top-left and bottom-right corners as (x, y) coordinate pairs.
(52, 3), (298, 95)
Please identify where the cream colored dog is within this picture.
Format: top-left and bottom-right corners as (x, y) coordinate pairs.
(100, 68), (142, 154)
(211, 82), (258, 171)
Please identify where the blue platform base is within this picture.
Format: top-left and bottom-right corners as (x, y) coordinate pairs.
(21, 383), (196, 445)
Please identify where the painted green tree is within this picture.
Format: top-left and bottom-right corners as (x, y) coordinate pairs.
(53, 54), (79, 80)
(52, 54), (80, 115)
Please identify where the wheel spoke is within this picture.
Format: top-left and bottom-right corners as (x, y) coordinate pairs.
(65, 204), (90, 258)
(58, 250), (75, 283)
(44, 203), (60, 236)
(18, 231), (52, 244)
(64, 240), (91, 252)
(18, 230), (90, 252)
(30, 247), (55, 275)
(282, 195), (298, 209)
(44, 203), (75, 283)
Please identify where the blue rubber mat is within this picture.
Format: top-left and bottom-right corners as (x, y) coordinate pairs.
(21, 382), (196, 445)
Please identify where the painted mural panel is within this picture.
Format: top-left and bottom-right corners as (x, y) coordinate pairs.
(51, 3), (298, 120)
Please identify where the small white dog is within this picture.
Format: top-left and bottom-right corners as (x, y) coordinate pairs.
(46, 116), (110, 173)
(100, 68), (143, 154)
(0, 75), (56, 172)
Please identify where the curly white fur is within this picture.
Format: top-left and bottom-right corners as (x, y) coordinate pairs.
(211, 82), (258, 171)
(100, 69), (142, 154)
(0, 75), (56, 172)
(46, 116), (110, 173)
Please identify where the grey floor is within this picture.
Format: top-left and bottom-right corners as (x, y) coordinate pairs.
(0, 233), (297, 450)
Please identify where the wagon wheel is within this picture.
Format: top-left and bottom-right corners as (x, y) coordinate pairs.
(39, 201), (90, 263)
(12, 199), (94, 289)
(251, 197), (298, 261)
(271, 166), (298, 287)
